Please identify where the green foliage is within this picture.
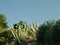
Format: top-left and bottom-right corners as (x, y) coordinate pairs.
(0, 14), (9, 29)
(37, 20), (60, 45)
(1, 14), (60, 45)
(37, 21), (54, 45)
(52, 20), (60, 43)
(0, 30), (13, 43)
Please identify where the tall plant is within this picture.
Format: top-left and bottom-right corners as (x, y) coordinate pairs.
(11, 25), (21, 44)
(11, 21), (38, 45)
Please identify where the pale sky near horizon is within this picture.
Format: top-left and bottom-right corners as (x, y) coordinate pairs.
(0, 0), (60, 28)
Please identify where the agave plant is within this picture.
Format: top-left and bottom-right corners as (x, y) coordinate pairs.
(11, 21), (39, 45)
(26, 23), (38, 41)
(11, 25), (21, 44)
(20, 22), (38, 42)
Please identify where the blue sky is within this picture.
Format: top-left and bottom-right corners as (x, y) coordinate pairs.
(0, 0), (60, 28)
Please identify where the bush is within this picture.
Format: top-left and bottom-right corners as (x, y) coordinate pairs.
(36, 20), (60, 45)
(0, 30), (14, 45)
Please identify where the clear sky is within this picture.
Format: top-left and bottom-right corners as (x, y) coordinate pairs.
(0, 0), (60, 28)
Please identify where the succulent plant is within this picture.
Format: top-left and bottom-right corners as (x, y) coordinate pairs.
(11, 21), (39, 44)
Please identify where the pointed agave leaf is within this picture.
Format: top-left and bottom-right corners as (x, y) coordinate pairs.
(11, 29), (16, 39)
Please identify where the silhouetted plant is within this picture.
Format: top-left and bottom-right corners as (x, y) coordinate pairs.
(36, 20), (56, 45)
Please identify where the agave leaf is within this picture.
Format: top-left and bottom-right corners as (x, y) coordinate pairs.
(11, 29), (16, 39)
